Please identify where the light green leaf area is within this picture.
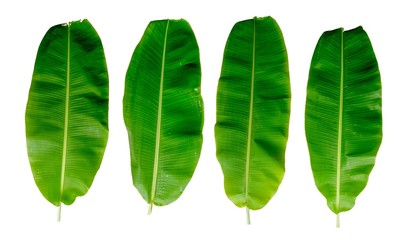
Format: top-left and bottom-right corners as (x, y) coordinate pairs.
(215, 16), (290, 215)
(305, 27), (382, 218)
(123, 19), (203, 211)
(26, 20), (109, 207)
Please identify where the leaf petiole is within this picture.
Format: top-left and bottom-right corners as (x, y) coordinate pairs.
(57, 204), (62, 222)
(246, 207), (251, 225)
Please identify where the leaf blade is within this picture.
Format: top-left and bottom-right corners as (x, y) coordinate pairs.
(215, 16), (290, 213)
(305, 27), (382, 217)
(26, 19), (109, 207)
(124, 19), (203, 208)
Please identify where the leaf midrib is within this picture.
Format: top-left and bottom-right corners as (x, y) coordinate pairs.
(149, 20), (170, 212)
(59, 23), (71, 208)
(245, 19), (256, 209)
(336, 28), (344, 218)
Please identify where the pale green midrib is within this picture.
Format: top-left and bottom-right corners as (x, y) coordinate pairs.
(336, 28), (344, 216)
(59, 23), (71, 206)
(150, 20), (169, 209)
(245, 19), (256, 210)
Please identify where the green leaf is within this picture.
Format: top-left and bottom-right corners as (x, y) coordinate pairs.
(123, 19), (203, 213)
(305, 27), (382, 227)
(26, 19), (109, 220)
(215, 16), (290, 224)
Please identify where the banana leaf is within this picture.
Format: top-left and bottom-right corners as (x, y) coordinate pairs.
(123, 19), (203, 214)
(305, 26), (382, 227)
(26, 19), (109, 221)
(215, 16), (290, 224)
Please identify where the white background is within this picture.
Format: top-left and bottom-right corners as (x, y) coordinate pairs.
(1, 0), (398, 239)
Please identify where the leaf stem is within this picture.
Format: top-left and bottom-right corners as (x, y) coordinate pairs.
(336, 213), (340, 228)
(246, 207), (251, 225)
(148, 203), (153, 215)
(57, 204), (62, 222)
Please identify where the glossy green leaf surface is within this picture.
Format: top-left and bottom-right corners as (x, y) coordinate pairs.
(215, 16), (290, 222)
(305, 27), (382, 225)
(26, 20), (109, 210)
(123, 19), (203, 212)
